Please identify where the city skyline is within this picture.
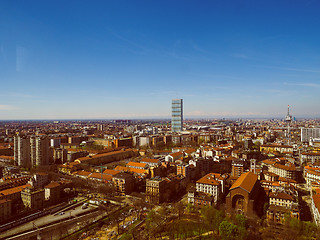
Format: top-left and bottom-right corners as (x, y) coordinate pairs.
(1, 1), (320, 120)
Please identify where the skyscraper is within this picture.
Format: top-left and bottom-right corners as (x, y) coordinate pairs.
(14, 134), (50, 168)
(30, 136), (50, 167)
(172, 99), (183, 132)
(14, 134), (31, 168)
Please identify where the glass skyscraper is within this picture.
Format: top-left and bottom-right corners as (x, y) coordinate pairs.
(172, 99), (183, 132)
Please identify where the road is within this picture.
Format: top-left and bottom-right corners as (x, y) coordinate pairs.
(0, 204), (97, 239)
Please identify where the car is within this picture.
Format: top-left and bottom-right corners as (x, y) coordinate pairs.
(59, 212), (65, 215)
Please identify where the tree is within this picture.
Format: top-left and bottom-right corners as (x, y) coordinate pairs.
(234, 214), (247, 240)
(174, 201), (185, 219)
(201, 205), (224, 232)
(219, 220), (239, 240)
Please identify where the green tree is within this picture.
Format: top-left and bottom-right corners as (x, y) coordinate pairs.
(201, 205), (224, 232)
(234, 214), (247, 239)
(219, 220), (238, 240)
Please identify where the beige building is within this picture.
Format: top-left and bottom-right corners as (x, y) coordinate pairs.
(195, 173), (225, 203)
(112, 172), (135, 195)
(269, 192), (295, 209)
(30, 136), (50, 167)
(44, 182), (61, 205)
(21, 187), (45, 210)
(14, 135), (31, 168)
(146, 177), (167, 204)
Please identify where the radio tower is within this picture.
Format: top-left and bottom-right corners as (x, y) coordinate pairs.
(285, 105), (292, 145)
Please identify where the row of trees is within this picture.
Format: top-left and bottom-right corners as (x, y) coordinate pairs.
(139, 203), (320, 240)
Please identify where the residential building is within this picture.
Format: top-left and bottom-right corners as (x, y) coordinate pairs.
(140, 158), (161, 167)
(301, 127), (320, 143)
(112, 172), (135, 195)
(300, 152), (320, 165)
(44, 182), (61, 204)
(231, 159), (246, 178)
(195, 173), (225, 203)
(30, 135), (50, 167)
(14, 134), (51, 168)
(269, 192), (295, 209)
(304, 165), (320, 186)
(311, 191), (320, 226)
(177, 164), (191, 179)
(21, 187), (45, 210)
(146, 177), (167, 204)
(14, 135), (31, 168)
(27, 173), (49, 190)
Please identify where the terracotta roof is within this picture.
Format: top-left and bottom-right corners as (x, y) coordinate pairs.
(274, 163), (295, 171)
(103, 169), (120, 175)
(0, 155), (14, 160)
(114, 166), (130, 172)
(269, 192), (294, 201)
(230, 172), (258, 193)
(73, 170), (91, 177)
(89, 173), (112, 181)
(141, 158), (159, 164)
(45, 182), (61, 189)
(0, 184), (27, 197)
(313, 194), (320, 212)
(261, 144), (293, 148)
(127, 162), (147, 168)
(197, 173), (222, 186)
(128, 168), (147, 175)
(170, 152), (184, 158)
(76, 149), (135, 162)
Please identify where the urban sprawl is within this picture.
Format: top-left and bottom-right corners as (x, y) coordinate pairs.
(0, 100), (320, 239)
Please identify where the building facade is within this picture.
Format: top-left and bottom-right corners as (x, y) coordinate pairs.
(14, 134), (50, 168)
(171, 99), (183, 133)
(30, 136), (50, 167)
(14, 135), (31, 168)
(301, 128), (320, 143)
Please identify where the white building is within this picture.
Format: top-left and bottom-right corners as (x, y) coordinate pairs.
(195, 173), (225, 203)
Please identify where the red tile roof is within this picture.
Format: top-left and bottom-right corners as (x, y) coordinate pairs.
(230, 172), (258, 193)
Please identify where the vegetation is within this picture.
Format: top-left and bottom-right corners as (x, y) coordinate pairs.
(123, 203), (320, 240)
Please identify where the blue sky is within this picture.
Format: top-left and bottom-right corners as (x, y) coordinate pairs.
(0, 0), (320, 119)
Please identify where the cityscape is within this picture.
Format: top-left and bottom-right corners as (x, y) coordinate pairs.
(0, 101), (320, 239)
(1, 1), (320, 240)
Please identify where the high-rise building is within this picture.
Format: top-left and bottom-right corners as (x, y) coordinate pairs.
(171, 99), (183, 132)
(301, 128), (320, 143)
(14, 135), (50, 168)
(14, 135), (31, 168)
(30, 136), (50, 167)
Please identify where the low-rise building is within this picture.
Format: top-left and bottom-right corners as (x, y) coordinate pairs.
(269, 192), (295, 209)
(112, 172), (135, 195)
(301, 152), (320, 165)
(44, 182), (61, 205)
(0, 199), (12, 223)
(140, 158), (161, 167)
(304, 165), (320, 186)
(195, 173), (225, 203)
(21, 187), (45, 210)
(28, 173), (49, 190)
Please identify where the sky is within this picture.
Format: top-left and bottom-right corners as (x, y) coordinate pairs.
(0, 0), (320, 120)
